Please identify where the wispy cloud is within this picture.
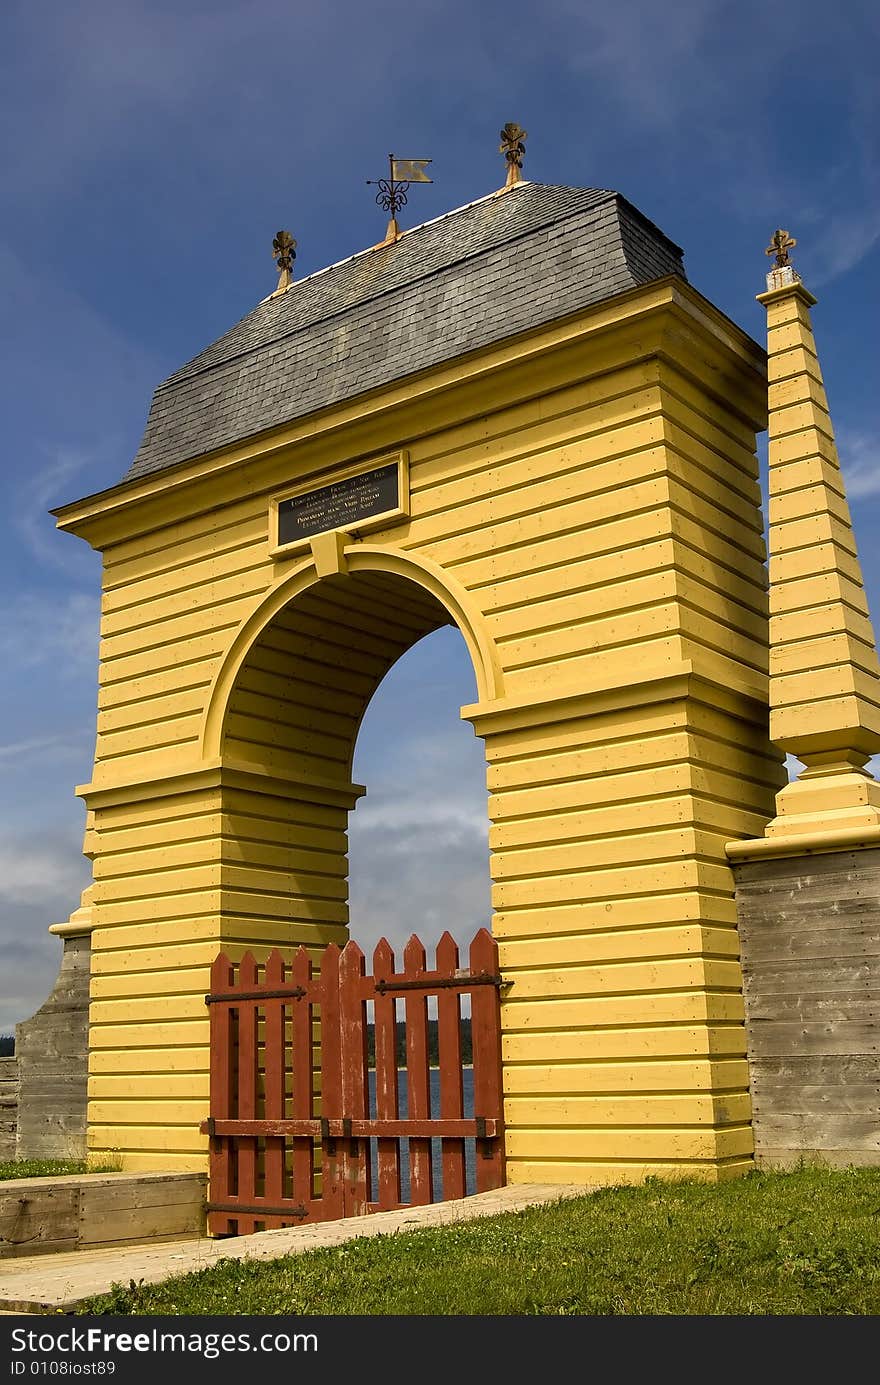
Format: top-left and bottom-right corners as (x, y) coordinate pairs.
(839, 428), (880, 499)
(0, 590), (100, 675)
(13, 448), (105, 574)
(0, 734), (84, 766)
(0, 840), (89, 908)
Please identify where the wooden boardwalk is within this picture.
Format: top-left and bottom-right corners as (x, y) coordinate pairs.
(0, 1184), (586, 1314)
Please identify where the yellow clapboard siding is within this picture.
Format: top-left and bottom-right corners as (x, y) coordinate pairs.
(501, 1024), (747, 1063)
(490, 828), (735, 881)
(98, 631), (229, 686)
(499, 991), (745, 1030)
(506, 1160), (751, 1185)
(88, 1049), (208, 1077)
(96, 713), (203, 759)
(97, 685), (210, 733)
(91, 941), (222, 973)
(504, 1126), (753, 1160)
(99, 601), (248, 662)
(503, 634), (689, 696)
(90, 1073), (211, 1099)
(103, 533), (270, 613)
(487, 728), (771, 793)
(492, 893), (739, 941)
(90, 994), (209, 1025)
(418, 417), (667, 521)
(224, 711), (352, 762)
(489, 763), (775, 820)
(498, 925), (740, 971)
(502, 1058), (750, 1094)
(489, 794), (769, 850)
(503, 1094), (752, 1125)
(91, 966), (210, 1000)
(90, 916), (346, 952)
(491, 860), (734, 909)
(502, 957), (743, 1000)
(88, 1020), (209, 1049)
(487, 570), (679, 642)
(87, 1125), (208, 1153)
(100, 566), (270, 638)
(89, 1099), (207, 1125)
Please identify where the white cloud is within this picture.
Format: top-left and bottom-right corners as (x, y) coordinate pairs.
(839, 429), (880, 499)
(0, 590), (100, 676)
(806, 206), (880, 287)
(0, 841), (89, 909)
(0, 735), (83, 766)
(13, 449), (103, 574)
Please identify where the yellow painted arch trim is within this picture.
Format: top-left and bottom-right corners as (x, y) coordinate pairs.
(199, 543), (504, 759)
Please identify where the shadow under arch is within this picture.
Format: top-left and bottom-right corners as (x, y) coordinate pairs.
(200, 543), (504, 767)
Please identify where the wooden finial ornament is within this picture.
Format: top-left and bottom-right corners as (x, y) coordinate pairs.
(272, 230), (297, 295)
(499, 122), (527, 187)
(766, 228), (797, 269)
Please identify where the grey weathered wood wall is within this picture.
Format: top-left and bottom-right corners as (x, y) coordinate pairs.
(0, 1059), (18, 1160)
(733, 846), (880, 1167)
(15, 933), (90, 1161)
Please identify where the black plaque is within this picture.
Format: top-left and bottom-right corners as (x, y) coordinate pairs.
(277, 462), (401, 548)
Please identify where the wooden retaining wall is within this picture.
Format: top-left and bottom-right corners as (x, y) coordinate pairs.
(0, 1172), (206, 1257)
(15, 934), (90, 1160)
(0, 1060), (18, 1161)
(734, 846), (880, 1166)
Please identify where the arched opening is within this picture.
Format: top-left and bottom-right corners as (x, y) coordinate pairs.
(206, 573), (499, 1218)
(216, 566), (494, 954)
(348, 623), (489, 962)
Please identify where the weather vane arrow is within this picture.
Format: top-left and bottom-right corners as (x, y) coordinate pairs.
(368, 154), (433, 243)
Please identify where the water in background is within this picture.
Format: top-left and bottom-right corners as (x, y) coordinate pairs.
(367, 1067), (476, 1202)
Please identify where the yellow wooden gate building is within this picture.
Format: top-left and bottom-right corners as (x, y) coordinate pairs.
(52, 177), (786, 1184)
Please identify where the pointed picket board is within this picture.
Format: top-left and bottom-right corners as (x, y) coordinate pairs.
(262, 949), (286, 1227)
(372, 938), (401, 1209)
(207, 953), (235, 1236)
(318, 943), (345, 1221)
(235, 952), (260, 1233)
(339, 941), (370, 1215)
(470, 928), (505, 1193)
(435, 932), (466, 1200)
(403, 934), (433, 1205)
(291, 946), (314, 1209)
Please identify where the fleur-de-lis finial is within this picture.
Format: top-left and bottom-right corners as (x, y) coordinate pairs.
(272, 229), (297, 294)
(499, 122), (527, 187)
(766, 228), (797, 269)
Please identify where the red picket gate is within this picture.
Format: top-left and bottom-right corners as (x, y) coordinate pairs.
(201, 928), (505, 1234)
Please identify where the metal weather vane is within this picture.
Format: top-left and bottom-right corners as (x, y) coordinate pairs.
(367, 154), (433, 242)
(271, 229), (297, 295)
(499, 122), (527, 187)
(766, 228), (797, 269)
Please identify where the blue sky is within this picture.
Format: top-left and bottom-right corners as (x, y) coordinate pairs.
(1, 0), (878, 1029)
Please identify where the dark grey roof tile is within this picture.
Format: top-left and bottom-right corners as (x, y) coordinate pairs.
(125, 183), (685, 481)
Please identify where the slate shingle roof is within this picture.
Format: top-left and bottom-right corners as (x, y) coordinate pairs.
(125, 183), (686, 482)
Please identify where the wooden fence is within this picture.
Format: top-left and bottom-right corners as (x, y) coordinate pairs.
(202, 929), (505, 1234)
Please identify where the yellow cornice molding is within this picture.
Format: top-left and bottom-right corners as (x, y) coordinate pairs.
(756, 281), (818, 309)
(462, 661), (768, 736)
(77, 759), (366, 812)
(49, 918), (95, 938)
(726, 824), (880, 863)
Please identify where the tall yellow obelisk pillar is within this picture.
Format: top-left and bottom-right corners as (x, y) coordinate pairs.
(749, 232), (880, 843)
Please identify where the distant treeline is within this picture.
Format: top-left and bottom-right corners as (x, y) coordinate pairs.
(366, 1019), (471, 1068)
(0, 1035), (14, 1056)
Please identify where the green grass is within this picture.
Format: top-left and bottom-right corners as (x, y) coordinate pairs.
(0, 1158), (120, 1181)
(80, 1166), (880, 1316)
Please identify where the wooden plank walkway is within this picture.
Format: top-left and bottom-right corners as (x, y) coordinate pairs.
(0, 1185), (588, 1314)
